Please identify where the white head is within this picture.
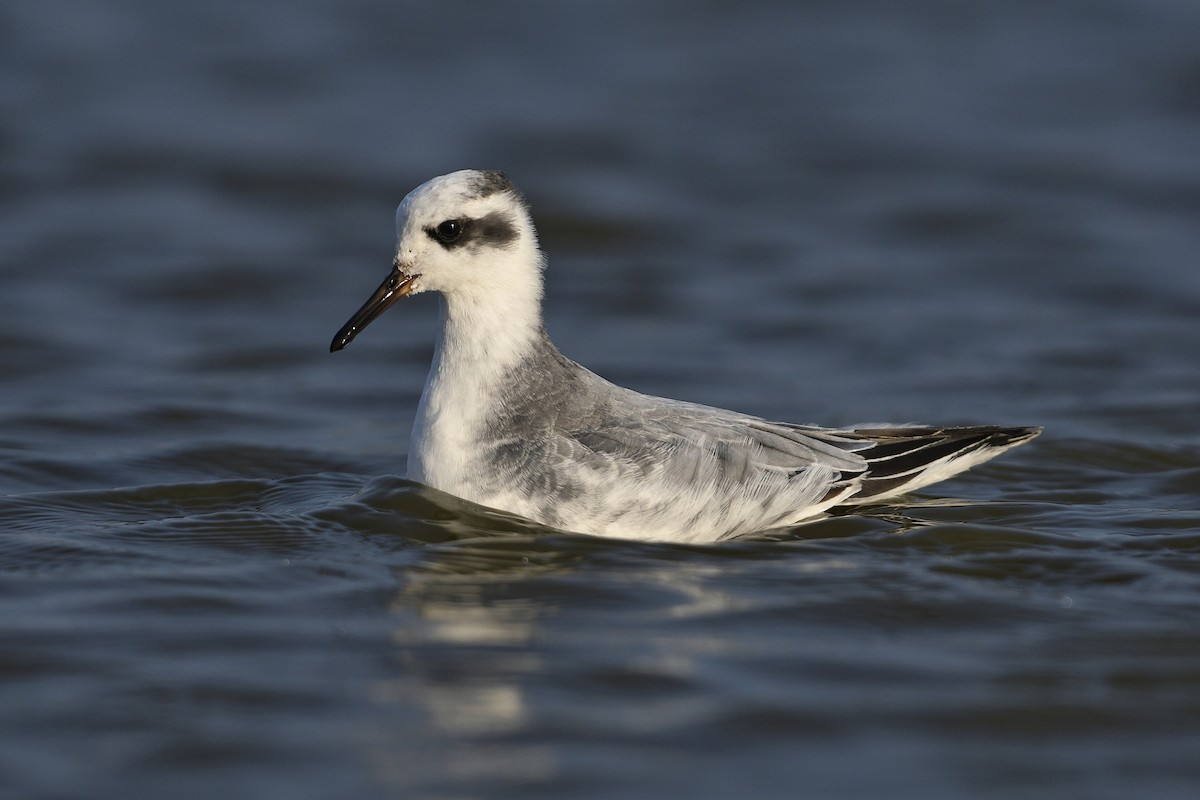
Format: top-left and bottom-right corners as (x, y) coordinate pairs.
(331, 170), (542, 351)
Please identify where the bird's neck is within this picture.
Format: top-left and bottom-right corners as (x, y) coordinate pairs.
(432, 282), (545, 383)
(407, 285), (546, 489)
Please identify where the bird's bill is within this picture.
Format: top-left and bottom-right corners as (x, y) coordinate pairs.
(330, 269), (418, 352)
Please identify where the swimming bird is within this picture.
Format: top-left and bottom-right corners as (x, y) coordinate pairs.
(331, 170), (1040, 542)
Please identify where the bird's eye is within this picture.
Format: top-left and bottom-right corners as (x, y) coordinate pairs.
(435, 219), (463, 243)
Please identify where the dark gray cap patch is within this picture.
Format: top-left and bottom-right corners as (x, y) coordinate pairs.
(470, 170), (516, 198)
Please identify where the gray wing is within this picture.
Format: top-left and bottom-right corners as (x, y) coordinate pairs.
(572, 398), (868, 480)
(469, 337), (1038, 540)
(519, 390), (872, 537)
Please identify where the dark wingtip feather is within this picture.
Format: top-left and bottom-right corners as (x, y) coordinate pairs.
(841, 424), (1042, 503)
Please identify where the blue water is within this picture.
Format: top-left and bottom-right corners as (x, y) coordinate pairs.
(3, 1), (1200, 798)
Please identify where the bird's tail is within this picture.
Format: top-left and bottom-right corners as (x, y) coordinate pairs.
(831, 424), (1042, 504)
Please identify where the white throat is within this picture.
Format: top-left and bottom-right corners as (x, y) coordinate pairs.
(406, 264), (545, 490)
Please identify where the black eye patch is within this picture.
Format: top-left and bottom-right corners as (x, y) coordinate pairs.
(424, 211), (519, 250)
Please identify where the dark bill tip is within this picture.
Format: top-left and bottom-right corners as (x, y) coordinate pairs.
(329, 270), (417, 352)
